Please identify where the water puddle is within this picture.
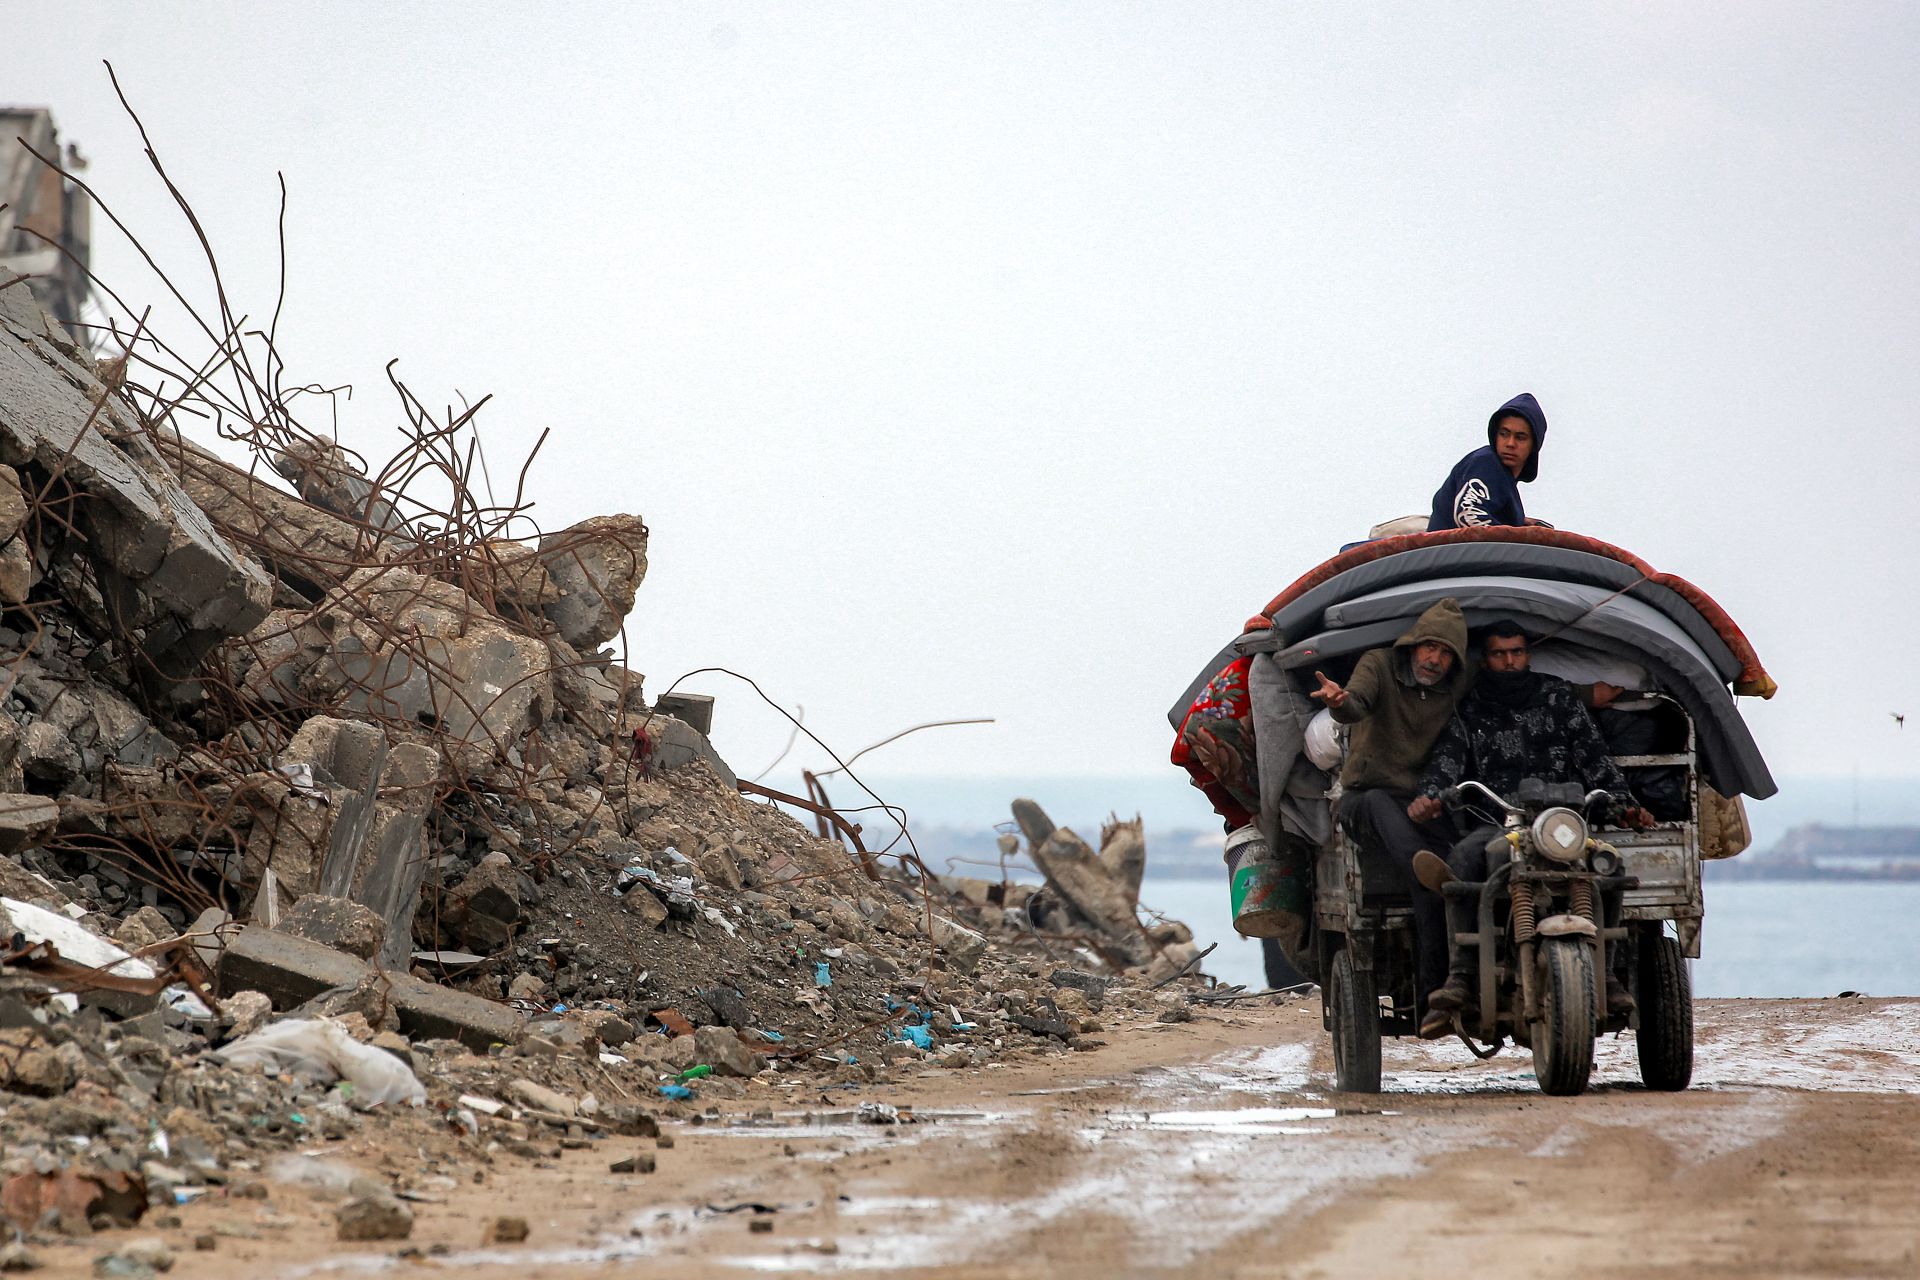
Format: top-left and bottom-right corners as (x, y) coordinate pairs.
(1130, 1106), (1337, 1135)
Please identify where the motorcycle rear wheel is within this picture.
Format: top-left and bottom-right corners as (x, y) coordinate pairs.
(1329, 946), (1382, 1093)
(1635, 931), (1694, 1091)
(1532, 937), (1597, 1096)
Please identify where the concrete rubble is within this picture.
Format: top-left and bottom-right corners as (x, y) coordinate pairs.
(0, 268), (1211, 1256)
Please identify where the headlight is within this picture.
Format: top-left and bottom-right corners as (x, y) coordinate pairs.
(1530, 807), (1589, 863)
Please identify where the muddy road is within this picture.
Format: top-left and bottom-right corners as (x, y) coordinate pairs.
(38, 996), (1920, 1278)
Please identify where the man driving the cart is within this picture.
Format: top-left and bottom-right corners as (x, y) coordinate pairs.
(1308, 597), (1473, 1030)
(1411, 620), (1653, 1035)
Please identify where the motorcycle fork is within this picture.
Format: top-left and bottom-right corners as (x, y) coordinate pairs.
(1569, 877), (1607, 1020)
(1511, 879), (1540, 1023)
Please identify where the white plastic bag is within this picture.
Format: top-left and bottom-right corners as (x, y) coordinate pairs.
(1303, 709), (1346, 772)
(217, 1018), (425, 1108)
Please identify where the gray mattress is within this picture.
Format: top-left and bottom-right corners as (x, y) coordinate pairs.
(1168, 548), (1775, 801)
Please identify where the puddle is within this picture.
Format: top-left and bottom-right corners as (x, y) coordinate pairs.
(700, 1108), (1009, 1143)
(1130, 1106), (1337, 1135)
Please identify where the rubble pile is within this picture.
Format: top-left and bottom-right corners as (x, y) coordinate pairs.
(0, 274), (1209, 1247)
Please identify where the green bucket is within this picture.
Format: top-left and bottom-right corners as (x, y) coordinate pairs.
(1225, 827), (1286, 939)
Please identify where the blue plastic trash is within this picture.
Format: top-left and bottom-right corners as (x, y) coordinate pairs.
(894, 1024), (933, 1051)
(813, 962), (832, 988)
(660, 1084), (695, 1101)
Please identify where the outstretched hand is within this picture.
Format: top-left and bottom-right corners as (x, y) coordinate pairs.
(1309, 670), (1348, 710)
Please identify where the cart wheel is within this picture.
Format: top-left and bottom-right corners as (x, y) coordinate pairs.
(1532, 937), (1597, 1096)
(1329, 946), (1382, 1093)
(1636, 932), (1694, 1091)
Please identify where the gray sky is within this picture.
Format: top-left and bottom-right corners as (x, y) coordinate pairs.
(10, 3), (1919, 786)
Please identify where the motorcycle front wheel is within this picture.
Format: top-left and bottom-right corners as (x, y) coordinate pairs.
(1532, 937), (1597, 1096)
(1329, 946), (1382, 1094)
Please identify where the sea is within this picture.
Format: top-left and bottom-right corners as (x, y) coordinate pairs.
(1139, 875), (1920, 998)
(815, 773), (1920, 1000)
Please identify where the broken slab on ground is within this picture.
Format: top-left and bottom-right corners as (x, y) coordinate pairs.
(216, 926), (526, 1051)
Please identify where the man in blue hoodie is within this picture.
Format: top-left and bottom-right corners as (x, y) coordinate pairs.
(1428, 393), (1549, 531)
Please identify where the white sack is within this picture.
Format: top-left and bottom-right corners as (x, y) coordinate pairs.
(217, 1018), (425, 1108)
(1303, 709), (1346, 772)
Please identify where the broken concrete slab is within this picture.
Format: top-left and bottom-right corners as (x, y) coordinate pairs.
(1015, 798), (1148, 965)
(215, 927), (525, 1052)
(1098, 816), (1147, 906)
(339, 742), (440, 971)
(385, 972), (525, 1052)
(5, 662), (178, 775)
(0, 465), (30, 603)
(217, 925), (368, 1007)
(241, 715), (388, 907)
(295, 567), (553, 779)
(269, 438), (410, 536)
(147, 431), (398, 602)
(692, 1024), (764, 1078)
(537, 514), (648, 650)
(0, 298), (273, 675)
(635, 714), (737, 788)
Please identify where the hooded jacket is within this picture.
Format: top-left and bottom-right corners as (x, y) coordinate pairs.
(1426, 392), (1548, 531)
(1330, 598), (1474, 795)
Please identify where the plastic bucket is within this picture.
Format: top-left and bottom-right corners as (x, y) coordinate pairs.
(1224, 826), (1287, 939)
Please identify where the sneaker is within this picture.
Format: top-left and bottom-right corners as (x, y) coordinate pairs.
(1418, 1008), (1455, 1039)
(1412, 850), (1455, 893)
(1606, 975), (1637, 1017)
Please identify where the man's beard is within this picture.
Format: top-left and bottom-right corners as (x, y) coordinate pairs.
(1412, 664), (1448, 687)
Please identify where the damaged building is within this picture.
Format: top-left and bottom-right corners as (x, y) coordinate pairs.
(2, 108), (92, 344)
(0, 121), (1208, 1254)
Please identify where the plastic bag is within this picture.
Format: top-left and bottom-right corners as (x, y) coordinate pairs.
(216, 1018), (425, 1108)
(1303, 709), (1346, 772)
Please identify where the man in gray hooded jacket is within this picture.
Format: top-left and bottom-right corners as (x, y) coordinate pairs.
(1309, 598), (1473, 1025)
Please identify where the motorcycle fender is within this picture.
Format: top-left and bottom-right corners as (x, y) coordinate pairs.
(1536, 913), (1598, 939)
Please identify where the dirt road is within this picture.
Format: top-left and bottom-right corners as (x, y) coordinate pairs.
(35, 996), (1920, 1278)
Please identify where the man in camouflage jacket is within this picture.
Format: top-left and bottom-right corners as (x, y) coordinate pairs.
(1410, 620), (1648, 1031)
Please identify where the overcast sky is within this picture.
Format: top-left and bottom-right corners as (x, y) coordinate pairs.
(10, 3), (1919, 790)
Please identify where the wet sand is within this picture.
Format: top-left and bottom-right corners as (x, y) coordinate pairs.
(33, 997), (1920, 1278)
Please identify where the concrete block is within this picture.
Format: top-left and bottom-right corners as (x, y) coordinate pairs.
(216, 926), (369, 1008)
(537, 515), (648, 649)
(643, 715), (737, 788)
(654, 693), (713, 737)
(384, 973), (526, 1052)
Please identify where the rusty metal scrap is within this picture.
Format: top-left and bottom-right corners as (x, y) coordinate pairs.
(1, 930), (223, 1015)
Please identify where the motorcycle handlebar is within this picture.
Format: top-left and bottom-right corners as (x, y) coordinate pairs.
(1443, 781), (1522, 816)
